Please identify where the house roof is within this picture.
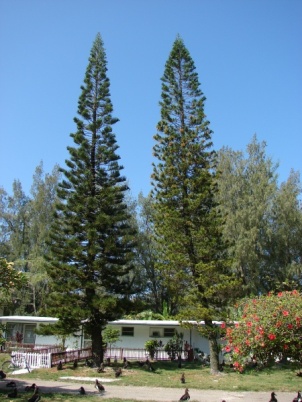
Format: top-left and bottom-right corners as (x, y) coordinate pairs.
(0, 316), (58, 323)
(0, 316), (225, 326)
(109, 319), (224, 326)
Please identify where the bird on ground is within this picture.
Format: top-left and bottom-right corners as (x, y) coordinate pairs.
(6, 381), (16, 387)
(25, 383), (36, 391)
(97, 363), (105, 373)
(292, 391), (302, 402)
(123, 357), (131, 369)
(115, 367), (122, 377)
(95, 379), (105, 393)
(27, 385), (40, 402)
(7, 386), (18, 398)
(73, 359), (78, 369)
(0, 369), (6, 379)
(179, 388), (190, 401)
(180, 373), (185, 383)
(269, 391), (277, 402)
(79, 386), (86, 395)
(57, 361), (63, 370)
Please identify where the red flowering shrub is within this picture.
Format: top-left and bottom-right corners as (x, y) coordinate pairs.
(223, 291), (302, 371)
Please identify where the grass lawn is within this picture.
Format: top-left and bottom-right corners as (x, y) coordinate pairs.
(0, 353), (301, 401)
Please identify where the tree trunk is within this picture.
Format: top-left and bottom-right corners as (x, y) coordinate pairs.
(209, 336), (220, 374)
(91, 326), (104, 366)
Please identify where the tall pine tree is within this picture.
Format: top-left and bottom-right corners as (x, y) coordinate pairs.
(46, 33), (136, 364)
(151, 36), (241, 372)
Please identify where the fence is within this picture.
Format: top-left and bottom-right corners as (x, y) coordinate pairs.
(50, 348), (92, 367)
(8, 347), (179, 370)
(11, 350), (52, 369)
(104, 347), (185, 361)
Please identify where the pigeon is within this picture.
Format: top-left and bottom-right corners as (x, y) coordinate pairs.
(6, 381), (16, 387)
(179, 388), (190, 401)
(7, 386), (17, 398)
(115, 367), (122, 378)
(79, 386), (86, 395)
(95, 379), (105, 393)
(27, 385), (41, 402)
(97, 362), (105, 373)
(181, 373), (185, 383)
(0, 369), (6, 379)
(25, 383), (36, 392)
(269, 392), (277, 402)
(293, 391), (302, 402)
(57, 361), (63, 370)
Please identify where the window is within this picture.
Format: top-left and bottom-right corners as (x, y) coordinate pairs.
(24, 324), (36, 344)
(150, 327), (162, 337)
(121, 327), (134, 336)
(163, 328), (175, 337)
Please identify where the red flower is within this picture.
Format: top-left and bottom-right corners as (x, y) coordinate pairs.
(246, 321), (252, 327)
(220, 322), (226, 329)
(282, 310), (289, 316)
(224, 345), (231, 353)
(268, 334), (276, 340)
(278, 292), (283, 297)
(287, 324), (293, 329)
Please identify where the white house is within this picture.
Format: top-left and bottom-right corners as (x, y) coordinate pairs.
(0, 316), (224, 356)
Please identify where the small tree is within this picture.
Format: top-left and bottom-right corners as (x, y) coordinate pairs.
(164, 331), (184, 361)
(145, 339), (160, 359)
(224, 291), (302, 372)
(102, 327), (120, 352)
(0, 259), (27, 292)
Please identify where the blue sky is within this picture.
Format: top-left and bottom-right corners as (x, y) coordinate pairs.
(0, 0), (301, 199)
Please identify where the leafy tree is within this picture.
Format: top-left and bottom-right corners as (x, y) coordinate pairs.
(224, 291), (302, 371)
(134, 193), (166, 313)
(0, 164), (60, 314)
(0, 258), (27, 292)
(145, 339), (160, 359)
(45, 33), (136, 365)
(151, 36), (241, 373)
(216, 137), (302, 294)
(164, 330), (184, 361)
(0, 258), (27, 314)
(102, 327), (120, 350)
(0, 181), (31, 264)
(268, 170), (302, 289)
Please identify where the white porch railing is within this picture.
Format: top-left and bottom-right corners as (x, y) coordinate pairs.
(105, 347), (185, 360)
(12, 351), (51, 369)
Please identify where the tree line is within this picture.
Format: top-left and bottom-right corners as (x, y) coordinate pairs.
(0, 33), (301, 371)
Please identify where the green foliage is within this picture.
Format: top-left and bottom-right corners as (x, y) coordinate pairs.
(216, 136), (302, 294)
(103, 327), (120, 348)
(151, 35), (243, 372)
(0, 258), (27, 292)
(144, 339), (160, 359)
(0, 323), (6, 346)
(124, 310), (165, 320)
(164, 331), (183, 360)
(45, 33), (136, 364)
(224, 291), (302, 372)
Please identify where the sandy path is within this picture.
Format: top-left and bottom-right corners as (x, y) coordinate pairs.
(0, 377), (299, 401)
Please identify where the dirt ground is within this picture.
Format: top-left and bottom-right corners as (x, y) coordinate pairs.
(0, 376), (299, 401)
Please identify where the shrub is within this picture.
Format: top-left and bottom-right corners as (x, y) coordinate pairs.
(224, 291), (302, 372)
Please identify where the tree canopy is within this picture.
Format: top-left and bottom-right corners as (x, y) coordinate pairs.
(45, 33), (136, 364)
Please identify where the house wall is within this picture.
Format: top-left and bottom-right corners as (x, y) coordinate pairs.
(1, 317), (214, 356)
(106, 323), (210, 354)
